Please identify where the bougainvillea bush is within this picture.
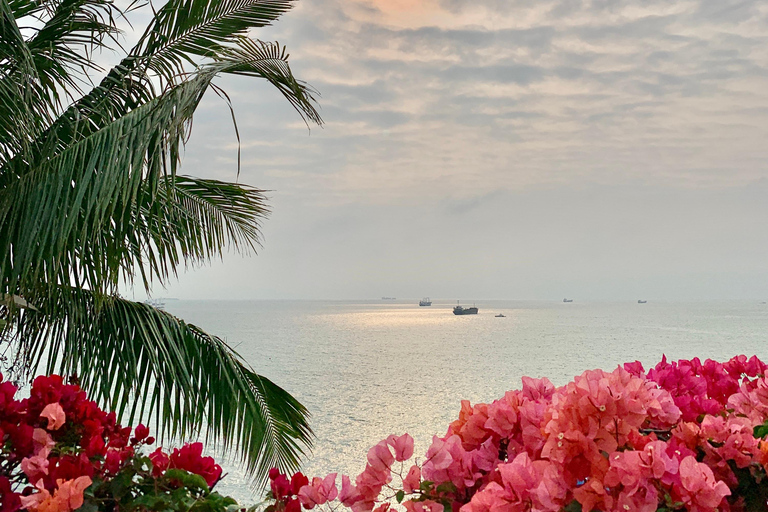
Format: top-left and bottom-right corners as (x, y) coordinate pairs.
(268, 355), (768, 512)
(0, 374), (239, 511)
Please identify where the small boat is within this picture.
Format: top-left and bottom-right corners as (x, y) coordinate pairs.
(381, 297), (396, 300)
(638, 300), (647, 304)
(453, 302), (478, 315)
(563, 298), (573, 303)
(495, 313), (506, 318)
(144, 298), (166, 310)
(419, 297), (432, 306)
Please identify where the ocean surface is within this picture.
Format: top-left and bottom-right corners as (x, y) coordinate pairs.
(163, 299), (768, 503)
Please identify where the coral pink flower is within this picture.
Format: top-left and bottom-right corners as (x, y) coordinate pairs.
(32, 428), (56, 455)
(403, 464), (421, 493)
(367, 440), (395, 472)
(404, 500), (444, 512)
(298, 473), (338, 508)
(387, 434), (414, 462)
(20, 476), (92, 512)
(338, 474), (362, 507)
(676, 456), (730, 511)
(40, 403), (66, 431)
(21, 453), (50, 483)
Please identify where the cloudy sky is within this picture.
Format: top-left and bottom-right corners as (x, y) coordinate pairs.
(150, 0), (768, 300)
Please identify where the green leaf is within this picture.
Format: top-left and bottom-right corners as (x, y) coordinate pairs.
(78, 502), (99, 512)
(164, 468), (210, 491)
(109, 468), (135, 499)
(753, 420), (768, 439)
(564, 500), (582, 512)
(396, 491), (405, 503)
(435, 482), (457, 495)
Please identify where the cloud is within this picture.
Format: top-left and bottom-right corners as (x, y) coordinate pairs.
(158, 0), (768, 299)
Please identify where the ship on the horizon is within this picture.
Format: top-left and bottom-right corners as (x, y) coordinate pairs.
(453, 301), (478, 315)
(638, 300), (647, 304)
(144, 298), (166, 310)
(563, 298), (573, 303)
(419, 297), (432, 306)
(382, 297), (396, 300)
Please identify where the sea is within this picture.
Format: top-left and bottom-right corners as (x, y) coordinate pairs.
(163, 299), (768, 503)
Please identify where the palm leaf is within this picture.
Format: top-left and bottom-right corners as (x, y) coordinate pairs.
(134, 0), (294, 79)
(12, 286), (311, 481)
(0, 0), (121, 167)
(0, 69), (213, 295)
(0, 45), (314, 295)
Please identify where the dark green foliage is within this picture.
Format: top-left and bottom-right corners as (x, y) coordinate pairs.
(728, 461), (768, 512)
(0, 0), (321, 484)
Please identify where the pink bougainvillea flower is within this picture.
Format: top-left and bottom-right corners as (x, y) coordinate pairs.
(40, 402), (66, 431)
(298, 473), (339, 508)
(32, 428), (56, 456)
(403, 500), (444, 512)
(403, 464), (421, 494)
(677, 456), (730, 511)
(19, 476), (92, 512)
(387, 434), (414, 462)
(55, 477), (92, 510)
(21, 453), (50, 483)
(338, 474), (362, 507)
(18, 481), (51, 512)
(367, 440), (395, 472)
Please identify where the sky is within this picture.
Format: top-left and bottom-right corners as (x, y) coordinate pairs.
(143, 0), (768, 301)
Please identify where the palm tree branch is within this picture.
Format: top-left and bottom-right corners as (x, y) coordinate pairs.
(0, 69), (214, 294)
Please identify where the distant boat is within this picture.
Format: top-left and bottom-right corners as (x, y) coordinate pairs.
(419, 297), (432, 306)
(638, 300), (647, 304)
(495, 313), (506, 318)
(144, 298), (165, 310)
(382, 297), (396, 300)
(453, 302), (478, 315)
(563, 298), (573, 303)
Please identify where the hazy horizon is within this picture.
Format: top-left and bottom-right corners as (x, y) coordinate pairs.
(131, 0), (768, 302)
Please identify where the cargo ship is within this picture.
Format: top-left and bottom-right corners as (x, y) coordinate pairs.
(453, 302), (478, 315)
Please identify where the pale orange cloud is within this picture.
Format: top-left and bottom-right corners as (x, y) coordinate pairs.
(349, 0), (443, 26)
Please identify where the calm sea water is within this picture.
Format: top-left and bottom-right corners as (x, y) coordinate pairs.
(164, 299), (768, 502)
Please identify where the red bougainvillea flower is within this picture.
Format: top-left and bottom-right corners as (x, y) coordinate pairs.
(167, 442), (223, 487)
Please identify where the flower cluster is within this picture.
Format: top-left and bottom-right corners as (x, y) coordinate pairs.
(0, 373), (234, 512)
(270, 355), (768, 512)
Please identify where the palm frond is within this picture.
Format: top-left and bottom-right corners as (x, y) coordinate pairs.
(0, 69), (211, 294)
(10, 286), (311, 482)
(0, 0), (121, 167)
(24, 0), (122, 96)
(215, 38), (321, 125)
(153, 175), (270, 256)
(134, 0), (294, 79)
(0, 0), (47, 163)
(79, 175), (270, 292)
